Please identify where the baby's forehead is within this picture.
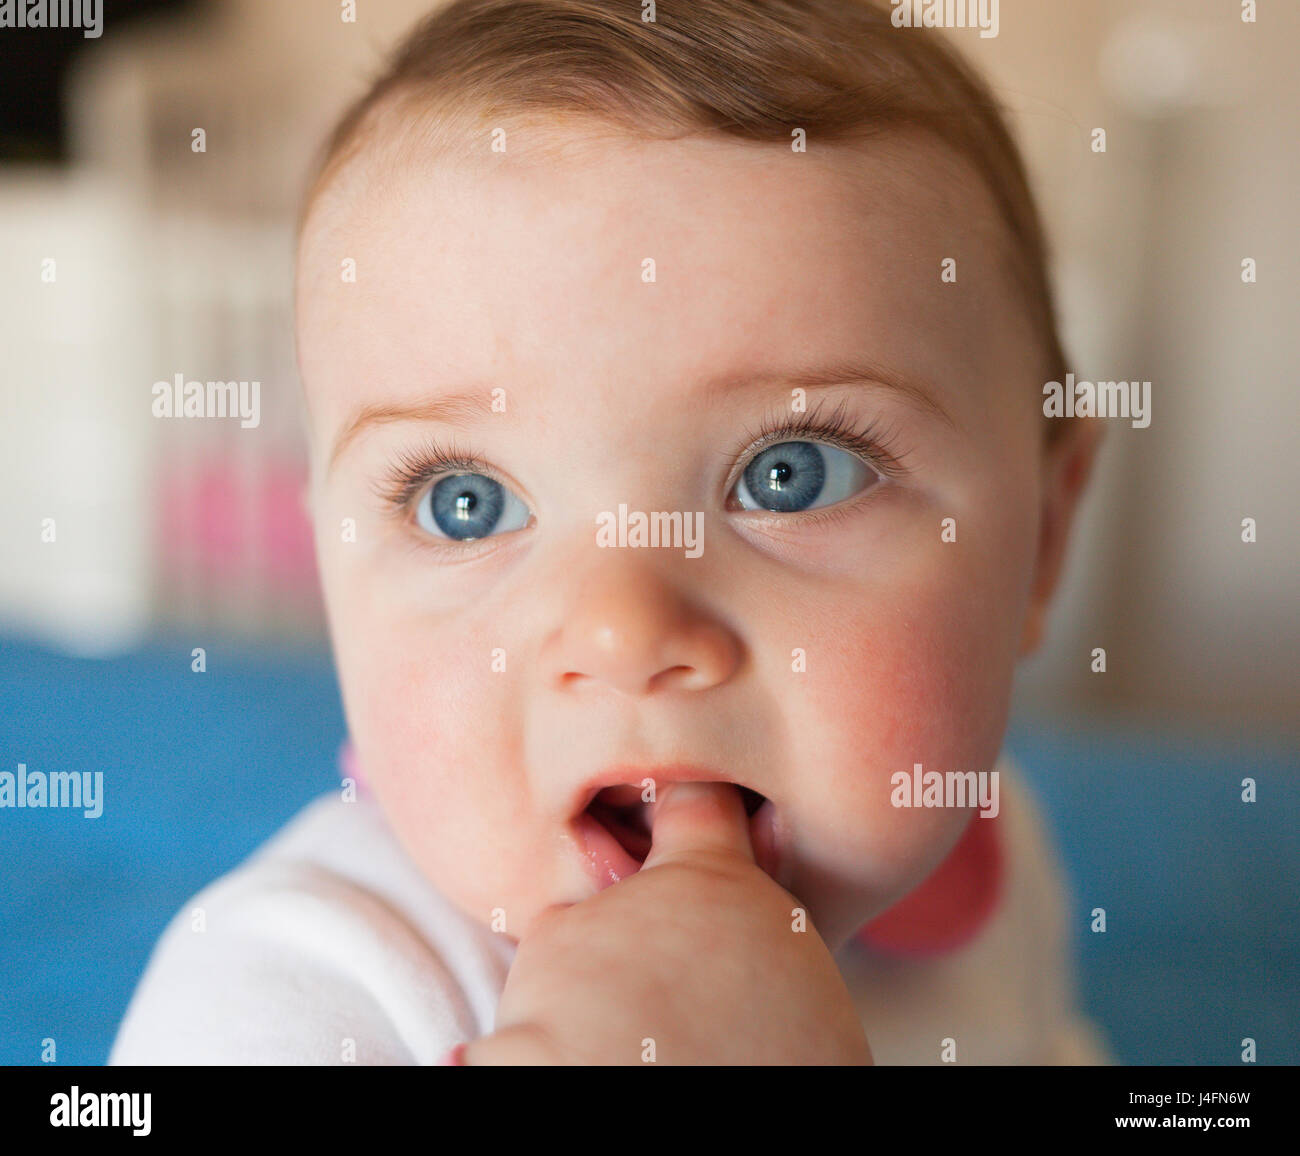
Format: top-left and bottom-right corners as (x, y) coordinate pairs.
(295, 121), (1023, 436)
(300, 115), (1007, 265)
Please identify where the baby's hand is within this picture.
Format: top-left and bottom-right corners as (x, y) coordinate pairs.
(464, 781), (872, 1065)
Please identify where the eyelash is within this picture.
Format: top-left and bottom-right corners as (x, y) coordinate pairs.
(727, 396), (910, 485)
(373, 396), (910, 519)
(372, 440), (496, 512)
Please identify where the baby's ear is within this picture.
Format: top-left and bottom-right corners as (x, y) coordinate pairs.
(1018, 418), (1105, 657)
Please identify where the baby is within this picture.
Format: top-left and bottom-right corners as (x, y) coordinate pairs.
(113, 0), (1110, 1065)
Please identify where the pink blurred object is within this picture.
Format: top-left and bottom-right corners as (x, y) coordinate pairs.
(157, 454), (318, 589)
(258, 462), (318, 587)
(156, 455), (245, 577)
(437, 1042), (468, 1066)
(194, 460), (248, 578)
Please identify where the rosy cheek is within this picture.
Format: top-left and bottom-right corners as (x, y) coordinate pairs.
(795, 565), (1016, 885)
(356, 650), (444, 771)
(878, 604), (1014, 767)
(342, 643), (464, 828)
(344, 632), (535, 902)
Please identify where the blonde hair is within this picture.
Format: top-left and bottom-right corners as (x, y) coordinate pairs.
(304, 0), (1068, 431)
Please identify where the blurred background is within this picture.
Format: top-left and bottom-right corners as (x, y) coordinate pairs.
(0, 0), (1296, 1065)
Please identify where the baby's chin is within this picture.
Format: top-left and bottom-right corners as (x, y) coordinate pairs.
(429, 850), (930, 959)
(403, 837), (590, 945)
(783, 818), (979, 950)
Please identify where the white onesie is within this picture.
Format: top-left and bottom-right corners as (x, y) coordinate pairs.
(109, 753), (1111, 1065)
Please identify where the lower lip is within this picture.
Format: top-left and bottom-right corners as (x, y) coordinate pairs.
(574, 799), (786, 892)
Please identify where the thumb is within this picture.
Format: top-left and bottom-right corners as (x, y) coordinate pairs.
(641, 781), (755, 871)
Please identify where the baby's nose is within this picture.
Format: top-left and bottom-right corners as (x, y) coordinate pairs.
(544, 559), (742, 696)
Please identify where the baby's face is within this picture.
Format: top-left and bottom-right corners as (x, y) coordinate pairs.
(296, 125), (1051, 952)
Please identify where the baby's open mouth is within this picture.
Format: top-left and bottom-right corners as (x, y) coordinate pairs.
(585, 783), (768, 863)
(577, 781), (776, 889)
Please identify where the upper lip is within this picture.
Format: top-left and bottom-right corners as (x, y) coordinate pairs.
(569, 764), (756, 823)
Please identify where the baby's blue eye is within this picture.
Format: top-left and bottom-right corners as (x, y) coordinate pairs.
(416, 473), (530, 541)
(733, 440), (877, 513)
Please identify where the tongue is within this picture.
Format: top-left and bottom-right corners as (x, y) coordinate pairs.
(588, 795), (653, 861)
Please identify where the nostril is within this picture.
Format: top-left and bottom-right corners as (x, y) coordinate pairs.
(646, 664), (700, 692)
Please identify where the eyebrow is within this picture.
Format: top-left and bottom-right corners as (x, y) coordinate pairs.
(328, 389), (498, 476)
(700, 358), (955, 426)
(328, 358), (953, 476)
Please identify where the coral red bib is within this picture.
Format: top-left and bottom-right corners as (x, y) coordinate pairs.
(855, 809), (1004, 956)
